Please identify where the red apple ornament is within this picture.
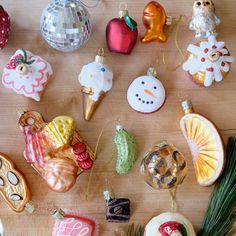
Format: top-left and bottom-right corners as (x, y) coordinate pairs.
(106, 8), (138, 55)
(0, 5), (10, 49)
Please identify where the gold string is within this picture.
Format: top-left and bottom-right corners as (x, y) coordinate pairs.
(169, 187), (178, 212)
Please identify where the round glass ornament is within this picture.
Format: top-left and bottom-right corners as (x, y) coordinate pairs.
(40, 0), (92, 52)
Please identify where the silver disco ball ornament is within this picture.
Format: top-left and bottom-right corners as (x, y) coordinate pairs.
(40, 0), (92, 52)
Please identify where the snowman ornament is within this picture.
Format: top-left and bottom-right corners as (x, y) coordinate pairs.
(127, 68), (166, 114)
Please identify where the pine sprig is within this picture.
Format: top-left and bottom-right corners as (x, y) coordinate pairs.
(198, 137), (236, 236)
(127, 224), (144, 236)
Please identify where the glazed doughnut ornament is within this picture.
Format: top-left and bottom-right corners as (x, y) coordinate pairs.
(183, 36), (234, 87)
(140, 141), (187, 190)
(180, 100), (225, 186)
(144, 212), (196, 236)
(18, 111), (96, 193)
(2, 49), (52, 101)
(141, 1), (172, 43)
(127, 67), (166, 114)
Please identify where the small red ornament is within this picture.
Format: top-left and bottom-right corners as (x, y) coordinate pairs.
(106, 6), (138, 55)
(0, 5), (10, 50)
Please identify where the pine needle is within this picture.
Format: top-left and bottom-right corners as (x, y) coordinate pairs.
(126, 224), (144, 236)
(198, 137), (236, 236)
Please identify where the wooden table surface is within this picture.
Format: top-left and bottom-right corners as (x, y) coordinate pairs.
(0, 0), (235, 235)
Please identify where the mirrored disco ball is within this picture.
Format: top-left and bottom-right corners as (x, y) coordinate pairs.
(40, 0), (92, 52)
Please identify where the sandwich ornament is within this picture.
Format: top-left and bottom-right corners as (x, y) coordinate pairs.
(183, 0), (234, 87)
(106, 5), (138, 54)
(180, 100), (225, 186)
(183, 36), (234, 87)
(127, 67), (166, 114)
(2, 49), (52, 101)
(52, 208), (99, 236)
(141, 1), (172, 43)
(18, 111), (96, 193)
(144, 212), (196, 236)
(78, 49), (113, 121)
(0, 153), (34, 213)
(0, 5), (10, 49)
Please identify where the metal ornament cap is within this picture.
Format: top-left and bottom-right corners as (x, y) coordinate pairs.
(40, 0), (92, 52)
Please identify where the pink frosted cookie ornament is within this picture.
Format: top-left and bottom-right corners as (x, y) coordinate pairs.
(52, 208), (99, 236)
(2, 48), (52, 101)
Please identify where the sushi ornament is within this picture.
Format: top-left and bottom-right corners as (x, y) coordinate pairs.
(78, 48), (113, 121)
(183, 36), (234, 87)
(141, 1), (172, 43)
(144, 212), (196, 236)
(180, 100), (225, 186)
(52, 208), (99, 236)
(18, 111), (96, 193)
(2, 49), (52, 101)
(114, 125), (138, 175)
(0, 5), (10, 49)
(103, 184), (130, 223)
(140, 141), (187, 190)
(127, 67), (166, 114)
(189, 0), (220, 38)
(106, 3), (138, 54)
(0, 153), (34, 213)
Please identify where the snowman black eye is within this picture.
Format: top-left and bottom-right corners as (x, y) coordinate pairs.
(154, 86), (157, 89)
(136, 94), (139, 97)
(151, 101), (154, 104)
(206, 1), (211, 5)
(139, 98), (141, 101)
(196, 1), (201, 6)
(141, 81), (145, 85)
(146, 102), (149, 104)
(142, 101), (145, 103)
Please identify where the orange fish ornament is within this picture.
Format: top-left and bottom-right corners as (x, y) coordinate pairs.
(141, 1), (171, 43)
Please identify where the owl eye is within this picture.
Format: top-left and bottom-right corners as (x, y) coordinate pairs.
(196, 1), (201, 6)
(206, 1), (211, 5)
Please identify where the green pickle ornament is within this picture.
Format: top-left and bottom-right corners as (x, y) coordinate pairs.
(114, 125), (138, 175)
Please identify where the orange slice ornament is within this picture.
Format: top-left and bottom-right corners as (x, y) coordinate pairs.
(180, 100), (225, 186)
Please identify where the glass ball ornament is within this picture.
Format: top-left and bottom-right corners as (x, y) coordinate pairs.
(40, 0), (92, 52)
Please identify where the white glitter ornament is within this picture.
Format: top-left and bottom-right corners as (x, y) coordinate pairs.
(40, 0), (92, 52)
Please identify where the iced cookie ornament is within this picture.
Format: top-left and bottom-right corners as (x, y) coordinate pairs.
(18, 111), (96, 193)
(0, 153), (34, 213)
(144, 212), (196, 236)
(78, 48), (113, 121)
(183, 36), (234, 87)
(180, 100), (225, 186)
(189, 0), (220, 38)
(2, 49), (52, 101)
(127, 67), (166, 114)
(52, 208), (99, 236)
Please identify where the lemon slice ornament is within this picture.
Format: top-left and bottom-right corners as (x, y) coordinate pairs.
(180, 100), (225, 186)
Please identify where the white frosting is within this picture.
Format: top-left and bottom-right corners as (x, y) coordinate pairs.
(127, 75), (165, 113)
(183, 35), (234, 87)
(144, 212), (196, 236)
(0, 220), (4, 235)
(78, 61), (113, 101)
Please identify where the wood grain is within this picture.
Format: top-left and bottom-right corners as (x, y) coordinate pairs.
(0, 0), (235, 235)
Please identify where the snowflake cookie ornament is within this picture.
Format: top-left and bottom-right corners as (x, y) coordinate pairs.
(2, 49), (52, 101)
(183, 36), (234, 87)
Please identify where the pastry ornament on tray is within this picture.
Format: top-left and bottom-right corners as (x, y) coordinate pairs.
(0, 153), (34, 213)
(2, 49), (52, 101)
(141, 1), (172, 43)
(78, 48), (113, 121)
(18, 111), (96, 193)
(127, 67), (166, 114)
(106, 3), (138, 54)
(180, 100), (225, 186)
(103, 182), (130, 223)
(0, 5), (10, 50)
(52, 208), (99, 236)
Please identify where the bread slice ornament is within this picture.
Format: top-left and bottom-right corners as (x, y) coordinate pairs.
(144, 212), (196, 236)
(180, 100), (225, 186)
(0, 153), (33, 213)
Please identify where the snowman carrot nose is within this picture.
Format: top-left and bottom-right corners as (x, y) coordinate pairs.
(144, 89), (157, 98)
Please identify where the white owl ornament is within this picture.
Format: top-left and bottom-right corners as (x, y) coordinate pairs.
(189, 0), (220, 38)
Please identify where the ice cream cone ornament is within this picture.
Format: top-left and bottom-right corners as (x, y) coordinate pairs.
(78, 48), (113, 121)
(180, 100), (225, 186)
(141, 1), (172, 43)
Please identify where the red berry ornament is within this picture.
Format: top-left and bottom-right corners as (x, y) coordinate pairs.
(106, 6), (138, 55)
(0, 6), (10, 50)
